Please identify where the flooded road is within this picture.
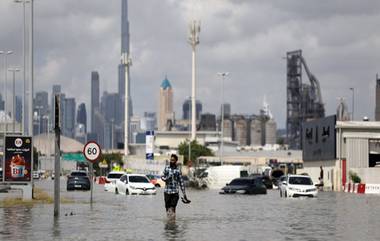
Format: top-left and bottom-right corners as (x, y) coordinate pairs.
(1, 179), (380, 241)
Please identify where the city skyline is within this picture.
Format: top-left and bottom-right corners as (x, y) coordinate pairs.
(0, 0), (379, 128)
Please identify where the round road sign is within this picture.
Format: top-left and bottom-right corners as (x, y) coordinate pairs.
(83, 141), (101, 163)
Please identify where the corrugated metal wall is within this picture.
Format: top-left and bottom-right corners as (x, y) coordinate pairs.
(347, 138), (368, 168)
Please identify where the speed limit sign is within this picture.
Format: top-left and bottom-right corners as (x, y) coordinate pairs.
(83, 141), (101, 163)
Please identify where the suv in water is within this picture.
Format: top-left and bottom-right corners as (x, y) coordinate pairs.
(67, 170), (91, 191)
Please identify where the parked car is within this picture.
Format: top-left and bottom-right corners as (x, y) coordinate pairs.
(146, 174), (165, 188)
(32, 171), (40, 179)
(115, 174), (156, 195)
(279, 174), (318, 198)
(250, 174), (273, 189)
(220, 177), (267, 195)
(66, 170), (91, 191)
(104, 171), (126, 192)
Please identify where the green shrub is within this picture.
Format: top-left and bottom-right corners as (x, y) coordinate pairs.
(349, 170), (361, 183)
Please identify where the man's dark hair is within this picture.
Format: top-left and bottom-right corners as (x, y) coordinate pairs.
(171, 154), (178, 161)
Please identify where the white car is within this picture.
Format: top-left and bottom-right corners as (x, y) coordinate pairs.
(104, 171), (126, 192)
(115, 174), (156, 195)
(280, 175), (318, 198)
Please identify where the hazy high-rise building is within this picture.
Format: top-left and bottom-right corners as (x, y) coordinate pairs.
(183, 98), (202, 120)
(91, 71), (100, 132)
(101, 92), (122, 124)
(63, 98), (76, 138)
(0, 94), (4, 111)
(16, 96), (22, 124)
(34, 91), (49, 116)
(77, 103), (87, 133)
(118, 0), (133, 126)
(220, 103), (231, 119)
(93, 110), (105, 148)
(51, 85), (62, 128)
(376, 74), (380, 121)
(141, 112), (156, 131)
(199, 113), (216, 131)
(158, 77), (174, 131)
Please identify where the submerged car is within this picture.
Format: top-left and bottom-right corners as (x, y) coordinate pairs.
(279, 174), (318, 198)
(220, 177), (267, 195)
(115, 174), (156, 195)
(66, 170), (91, 191)
(104, 171), (126, 192)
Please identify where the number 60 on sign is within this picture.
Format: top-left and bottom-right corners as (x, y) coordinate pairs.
(83, 141), (101, 163)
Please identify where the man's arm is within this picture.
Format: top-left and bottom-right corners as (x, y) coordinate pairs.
(161, 166), (169, 181)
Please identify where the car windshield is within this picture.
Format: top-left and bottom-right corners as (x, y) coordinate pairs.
(288, 176), (313, 185)
(129, 176), (149, 183)
(71, 172), (87, 177)
(107, 173), (124, 179)
(229, 179), (250, 185)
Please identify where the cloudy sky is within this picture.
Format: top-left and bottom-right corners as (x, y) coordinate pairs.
(1, 0), (379, 128)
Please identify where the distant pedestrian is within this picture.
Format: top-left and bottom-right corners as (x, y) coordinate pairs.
(161, 154), (190, 219)
(319, 166), (324, 188)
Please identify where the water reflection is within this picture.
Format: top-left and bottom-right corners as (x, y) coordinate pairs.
(164, 219), (188, 241)
(52, 217), (61, 238)
(1, 206), (32, 240)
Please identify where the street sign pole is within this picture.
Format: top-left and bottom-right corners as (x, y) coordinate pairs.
(83, 141), (101, 207)
(54, 95), (61, 217)
(90, 162), (93, 206)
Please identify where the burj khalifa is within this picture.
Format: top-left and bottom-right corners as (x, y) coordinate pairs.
(119, 0), (133, 154)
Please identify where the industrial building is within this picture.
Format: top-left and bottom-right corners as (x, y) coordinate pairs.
(301, 116), (380, 191)
(286, 50), (325, 150)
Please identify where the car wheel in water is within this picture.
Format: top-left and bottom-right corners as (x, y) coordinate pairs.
(155, 184), (160, 188)
(285, 191), (288, 198)
(280, 190), (282, 197)
(115, 188), (119, 194)
(125, 188), (129, 195)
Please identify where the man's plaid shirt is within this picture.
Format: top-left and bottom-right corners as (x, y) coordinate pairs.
(162, 166), (186, 195)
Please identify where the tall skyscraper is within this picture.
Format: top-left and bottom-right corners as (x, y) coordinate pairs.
(183, 98), (202, 120)
(91, 71), (100, 132)
(0, 94), (4, 111)
(33, 91), (49, 116)
(77, 103), (87, 132)
(118, 0), (133, 123)
(376, 74), (380, 121)
(101, 92), (122, 124)
(51, 85), (61, 127)
(63, 98), (76, 138)
(16, 96), (22, 124)
(158, 77), (174, 131)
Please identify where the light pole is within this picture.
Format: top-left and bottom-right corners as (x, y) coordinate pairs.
(217, 72), (229, 165)
(188, 97), (191, 164)
(8, 67), (20, 133)
(350, 87), (354, 121)
(15, 0), (33, 136)
(188, 20), (200, 141)
(2, 51), (14, 135)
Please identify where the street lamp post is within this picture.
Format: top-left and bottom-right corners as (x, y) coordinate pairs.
(188, 97), (191, 164)
(8, 67), (20, 133)
(15, 0), (33, 136)
(350, 87), (354, 121)
(1, 51), (13, 134)
(217, 72), (229, 165)
(188, 20), (200, 141)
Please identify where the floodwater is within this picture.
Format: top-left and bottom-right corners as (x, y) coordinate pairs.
(1, 179), (380, 241)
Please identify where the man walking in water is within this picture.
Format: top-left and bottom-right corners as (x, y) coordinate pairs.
(162, 154), (189, 219)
